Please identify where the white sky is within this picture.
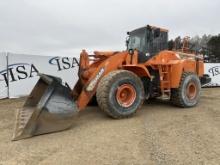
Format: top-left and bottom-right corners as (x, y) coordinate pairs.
(0, 0), (219, 56)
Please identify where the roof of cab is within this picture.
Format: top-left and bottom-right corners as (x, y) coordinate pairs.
(130, 25), (169, 33)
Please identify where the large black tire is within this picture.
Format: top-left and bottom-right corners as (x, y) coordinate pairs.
(96, 70), (144, 119)
(171, 72), (201, 107)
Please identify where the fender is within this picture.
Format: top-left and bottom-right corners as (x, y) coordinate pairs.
(122, 64), (151, 78)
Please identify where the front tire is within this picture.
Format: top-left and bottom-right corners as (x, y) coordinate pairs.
(171, 72), (201, 107)
(96, 70), (144, 118)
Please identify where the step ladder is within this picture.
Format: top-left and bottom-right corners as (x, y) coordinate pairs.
(158, 65), (172, 100)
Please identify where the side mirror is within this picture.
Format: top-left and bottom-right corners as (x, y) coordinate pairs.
(126, 40), (129, 46)
(126, 36), (129, 48)
(154, 28), (160, 38)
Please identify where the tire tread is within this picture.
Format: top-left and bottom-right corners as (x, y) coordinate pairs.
(171, 72), (200, 108)
(96, 70), (144, 118)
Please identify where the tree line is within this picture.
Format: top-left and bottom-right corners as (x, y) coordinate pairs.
(168, 34), (220, 63)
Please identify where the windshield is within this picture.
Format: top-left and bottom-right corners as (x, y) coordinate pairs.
(127, 27), (168, 56)
(128, 28), (146, 53)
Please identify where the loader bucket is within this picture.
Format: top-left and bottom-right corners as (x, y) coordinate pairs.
(12, 74), (78, 141)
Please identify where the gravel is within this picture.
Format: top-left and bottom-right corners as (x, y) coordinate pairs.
(0, 88), (219, 165)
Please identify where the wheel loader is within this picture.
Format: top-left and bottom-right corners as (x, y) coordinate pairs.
(12, 25), (211, 141)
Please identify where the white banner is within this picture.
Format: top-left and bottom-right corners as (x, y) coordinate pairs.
(0, 52), (8, 99)
(204, 63), (220, 86)
(0, 52), (219, 99)
(7, 53), (79, 98)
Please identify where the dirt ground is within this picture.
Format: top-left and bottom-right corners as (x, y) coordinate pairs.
(0, 88), (219, 165)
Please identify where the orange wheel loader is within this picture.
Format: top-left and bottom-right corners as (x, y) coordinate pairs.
(12, 25), (211, 140)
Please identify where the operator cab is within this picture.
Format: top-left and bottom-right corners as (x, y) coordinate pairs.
(126, 25), (168, 62)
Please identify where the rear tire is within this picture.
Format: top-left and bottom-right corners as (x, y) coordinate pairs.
(171, 72), (201, 107)
(96, 70), (144, 118)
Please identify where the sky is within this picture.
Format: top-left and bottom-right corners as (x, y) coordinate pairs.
(0, 0), (219, 56)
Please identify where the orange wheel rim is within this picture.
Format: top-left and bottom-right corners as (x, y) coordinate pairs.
(186, 82), (197, 99)
(116, 84), (136, 108)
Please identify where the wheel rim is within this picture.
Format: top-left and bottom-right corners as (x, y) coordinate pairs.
(116, 84), (137, 108)
(186, 82), (197, 99)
